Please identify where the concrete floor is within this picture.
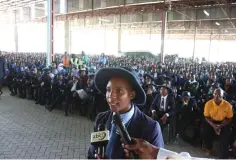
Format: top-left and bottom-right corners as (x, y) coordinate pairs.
(0, 88), (206, 159)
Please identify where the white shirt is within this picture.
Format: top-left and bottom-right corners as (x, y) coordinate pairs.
(152, 95), (169, 117)
(120, 105), (135, 124)
(160, 95), (168, 111)
(157, 148), (212, 160)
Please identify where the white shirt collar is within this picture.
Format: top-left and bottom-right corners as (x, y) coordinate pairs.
(161, 95), (168, 99)
(119, 105), (135, 125)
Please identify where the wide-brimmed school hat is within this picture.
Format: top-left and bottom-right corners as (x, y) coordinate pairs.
(143, 73), (154, 81)
(157, 83), (172, 93)
(94, 67), (146, 105)
(182, 91), (194, 99)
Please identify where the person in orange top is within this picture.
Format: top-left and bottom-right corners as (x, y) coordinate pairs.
(62, 52), (70, 68)
(202, 88), (233, 158)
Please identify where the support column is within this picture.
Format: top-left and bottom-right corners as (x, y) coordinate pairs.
(31, 4), (35, 19)
(19, 8), (24, 21)
(118, 14), (122, 54)
(64, 20), (70, 53)
(60, 0), (69, 53)
(47, 0), (54, 66)
(44, 1), (48, 16)
(208, 34), (212, 62)
(118, 27), (121, 54)
(104, 27), (107, 53)
(160, 10), (167, 63)
(148, 13), (152, 40)
(14, 10), (18, 52)
(192, 26), (197, 61)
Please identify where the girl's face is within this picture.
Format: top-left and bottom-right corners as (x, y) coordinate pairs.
(106, 77), (135, 114)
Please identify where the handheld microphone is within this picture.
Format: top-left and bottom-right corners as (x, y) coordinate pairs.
(90, 124), (109, 159)
(112, 112), (138, 159)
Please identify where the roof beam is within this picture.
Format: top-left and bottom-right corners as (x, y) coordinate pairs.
(174, 10), (193, 20)
(220, 6), (236, 28)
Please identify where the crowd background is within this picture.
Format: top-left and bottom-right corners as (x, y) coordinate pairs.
(0, 50), (236, 159)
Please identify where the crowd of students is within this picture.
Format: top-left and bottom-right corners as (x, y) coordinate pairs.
(0, 50), (236, 158)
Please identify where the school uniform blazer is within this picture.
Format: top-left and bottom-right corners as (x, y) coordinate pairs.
(87, 106), (164, 159)
(151, 94), (176, 117)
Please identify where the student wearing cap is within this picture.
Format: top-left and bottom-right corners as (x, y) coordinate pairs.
(223, 77), (236, 101)
(176, 91), (200, 142)
(202, 88), (233, 158)
(151, 84), (176, 132)
(183, 73), (199, 97)
(79, 68), (88, 89)
(142, 73), (156, 116)
(87, 67), (164, 159)
(35, 68), (52, 105)
(45, 73), (66, 112)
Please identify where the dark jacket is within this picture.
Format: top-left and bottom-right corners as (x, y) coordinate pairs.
(0, 57), (6, 79)
(176, 98), (200, 120)
(151, 94), (176, 117)
(41, 74), (51, 88)
(88, 106), (164, 159)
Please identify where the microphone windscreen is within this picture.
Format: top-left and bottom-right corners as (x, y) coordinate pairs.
(91, 130), (109, 146)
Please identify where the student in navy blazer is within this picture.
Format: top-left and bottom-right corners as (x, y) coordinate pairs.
(151, 85), (176, 132)
(88, 67), (164, 159)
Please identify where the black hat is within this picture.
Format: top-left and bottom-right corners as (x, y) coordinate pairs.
(42, 67), (50, 73)
(211, 83), (220, 88)
(157, 84), (172, 93)
(163, 76), (172, 82)
(182, 91), (194, 98)
(144, 73), (154, 81)
(94, 67), (146, 105)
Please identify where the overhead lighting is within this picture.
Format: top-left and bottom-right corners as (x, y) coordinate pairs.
(215, 22), (220, 26)
(203, 10), (209, 16)
(225, 29), (228, 33)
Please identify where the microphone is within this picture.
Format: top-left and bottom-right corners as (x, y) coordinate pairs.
(90, 124), (109, 159)
(112, 112), (138, 159)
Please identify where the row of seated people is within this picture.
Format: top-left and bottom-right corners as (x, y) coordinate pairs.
(5, 66), (109, 118)
(140, 72), (236, 159)
(3, 61), (236, 159)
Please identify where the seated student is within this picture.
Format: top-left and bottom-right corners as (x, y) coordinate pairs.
(151, 84), (176, 131)
(183, 73), (199, 97)
(142, 73), (156, 116)
(223, 77), (236, 101)
(88, 67), (164, 159)
(45, 73), (66, 112)
(176, 91), (200, 142)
